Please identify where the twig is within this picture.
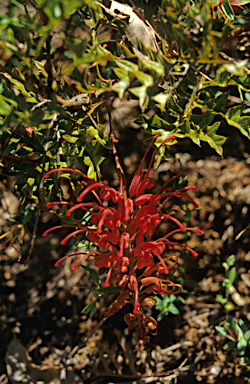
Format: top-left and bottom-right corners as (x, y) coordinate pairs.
(108, 112), (127, 199)
(30, 98), (51, 111)
(58, 93), (90, 108)
(220, 51), (250, 75)
(82, 105), (99, 130)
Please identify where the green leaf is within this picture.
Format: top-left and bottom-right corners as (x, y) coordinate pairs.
(81, 265), (100, 285)
(198, 92), (228, 112)
(226, 255), (236, 267)
(237, 338), (247, 356)
(168, 303), (180, 315)
(152, 93), (171, 112)
(81, 299), (97, 316)
(224, 341), (237, 350)
(225, 302), (234, 311)
(3, 73), (30, 96)
(115, 60), (138, 72)
(199, 122), (226, 157)
(130, 85), (149, 108)
(134, 114), (175, 131)
(216, 294), (227, 305)
(216, 326), (229, 338)
(78, 285), (120, 293)
(190, 113), (214, 129)
(86, 125), (109, 147)
(34, 60), (49, 78)
(243, 330), (250, 342)
(0, 97), (12, 115)
(113, 68), (130, 99)
(222, 262), (229, 271)
(224, 106), (250, 138)
(142, 60), (165, 76)
(222, 278), (232, 289)
(228, 267), (237, 285)
(221, 0), (234, 21)
(133, 71), (154, 88)
(130, 71), (154, 108)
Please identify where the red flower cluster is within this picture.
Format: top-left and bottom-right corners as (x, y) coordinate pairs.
(43, 135), (203, 344)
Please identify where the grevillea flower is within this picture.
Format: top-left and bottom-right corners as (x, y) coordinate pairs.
(43, 135), (204, 344)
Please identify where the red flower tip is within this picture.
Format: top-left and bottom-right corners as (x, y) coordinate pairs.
(194, 229), (204, 235)
(133, 307), (138, 314)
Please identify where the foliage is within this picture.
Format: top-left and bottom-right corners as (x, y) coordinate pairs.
(216, 315), (250, 364)
(155, 293), (185, 321)
(216, 254), (237, 312)
(1, 0), (250, 210)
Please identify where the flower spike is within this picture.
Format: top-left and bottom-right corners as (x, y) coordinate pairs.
(43, 134), (203, 345)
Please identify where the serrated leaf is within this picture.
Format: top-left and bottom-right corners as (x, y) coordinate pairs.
(116, 60), (138, 72)
(130, 71), (154, 107)
(86, 125), (108, 147)
(190, 112), (214, 129)
(133, 71), (154, 88)
(130, 86), (149, 108)
(134, 114), (175, 131)
(142, 60), (165, 76)
(152, 93), (170, 112)
(199, 122), (226, 156)
(113, 67), (130, 99)
(224, 106), (250, 138)
(180, 120), (200, 146)
(198, 92), (228, 112)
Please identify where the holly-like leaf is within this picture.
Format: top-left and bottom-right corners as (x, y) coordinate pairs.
(224, 106), (250, 138)
(113, 68), (130, 99)
(199, 122), (226, 156)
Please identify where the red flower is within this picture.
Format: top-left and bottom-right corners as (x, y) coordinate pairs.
(43, 135), (204, 344)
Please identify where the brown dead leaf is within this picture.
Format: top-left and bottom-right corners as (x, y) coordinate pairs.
(98, 0), (160, 59)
